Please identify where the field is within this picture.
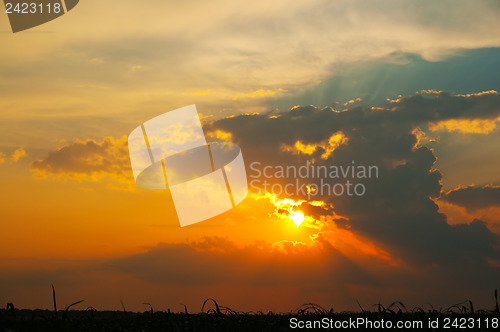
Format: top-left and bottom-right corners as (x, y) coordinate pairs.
(1, 292), (499, 331)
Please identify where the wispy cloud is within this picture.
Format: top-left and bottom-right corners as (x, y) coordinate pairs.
(10, 147), (27, 163)
(233, 89), (287, 100)
(30, 136), (130, 180)
(0, 148), (27, 164)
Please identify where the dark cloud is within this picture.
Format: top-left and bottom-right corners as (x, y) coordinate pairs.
(441, 185), (500, 212)
(207, 90), (500, 265)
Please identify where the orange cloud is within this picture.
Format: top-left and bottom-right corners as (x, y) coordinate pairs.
(438, 200), (500, 235)
(343, 98), (362, 106)
(206, 129), (233, 141)
(315, 229), (395, 265)
(411, 127), (438, 149)
(281, 131), (347, 159)
(232, 88), (286, 100)
(428, 117), (499, 134)
(10, 147), (27, 163)
(0, 148), (27, 164)
(191, 90), (213, 96)
(31, 136), (131, 181)
(455, 90), (499, 98)
(413, 90), (500, 134)
(420, 90), (498, 97)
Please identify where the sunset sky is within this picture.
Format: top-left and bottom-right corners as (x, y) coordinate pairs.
(1, 0), (500, 312)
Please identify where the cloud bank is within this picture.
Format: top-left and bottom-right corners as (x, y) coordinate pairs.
(25, 90), (500, 310)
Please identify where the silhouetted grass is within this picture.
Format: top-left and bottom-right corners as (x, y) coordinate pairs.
(0, 287), (499, 331)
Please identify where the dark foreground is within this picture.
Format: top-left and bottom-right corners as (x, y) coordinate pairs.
(1, 306), (499, 332)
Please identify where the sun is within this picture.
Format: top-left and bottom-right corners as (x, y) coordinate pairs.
(263, 193), (309, 228)
(289, 211), (305, 228)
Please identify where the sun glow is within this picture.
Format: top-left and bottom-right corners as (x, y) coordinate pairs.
(257, 193), (325, 229)
(289, 211), (305, 228)
(262, 193), (307, 228)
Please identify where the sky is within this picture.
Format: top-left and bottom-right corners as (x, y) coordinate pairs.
(1, 0), (500, 312)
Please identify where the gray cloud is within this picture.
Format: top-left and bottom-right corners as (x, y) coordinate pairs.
(441, 185), (500, 212)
